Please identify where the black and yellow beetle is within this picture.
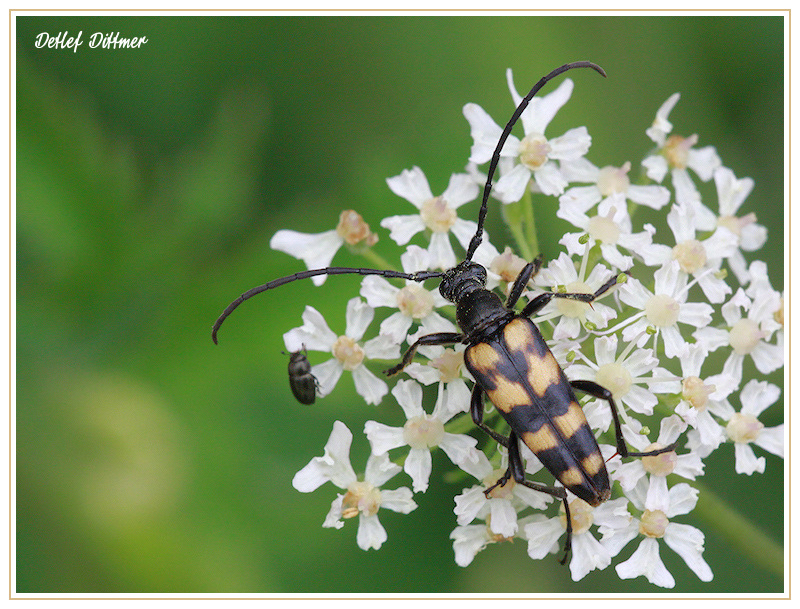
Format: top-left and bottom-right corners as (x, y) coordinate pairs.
(286, 347), (319, 405)
(212, 61), (678, 562)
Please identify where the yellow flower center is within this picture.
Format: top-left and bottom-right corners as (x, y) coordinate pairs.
(332, 336), (365, 371)
(420, 196), (457, 233)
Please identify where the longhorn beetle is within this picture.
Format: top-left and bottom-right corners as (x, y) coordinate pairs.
(212, 61), (678, 563)
(286, 347), (319, 405)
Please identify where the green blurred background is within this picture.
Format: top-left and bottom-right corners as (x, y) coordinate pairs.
(16, 15), (784, 594)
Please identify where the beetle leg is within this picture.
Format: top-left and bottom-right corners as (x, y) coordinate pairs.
(570, 379), (680, 457)
(508, 434), (574, 564)
(470, 384), (511, 447)
(558, 496), (573, 565)
(384, 332), (464, 376)
(520, 274), (620, 318)
(506, 254), (543, 309)
(482, 431), (573, 562)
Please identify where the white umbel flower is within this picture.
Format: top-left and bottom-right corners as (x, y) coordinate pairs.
(364, 380), (487, 492)
(381, 166), (479, 270)
(293, 421), (417, 551)
(464, 71), (591, 200)
(283, 297), (399, 405)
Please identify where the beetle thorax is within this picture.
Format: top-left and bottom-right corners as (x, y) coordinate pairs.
(439, 262), (510, 338)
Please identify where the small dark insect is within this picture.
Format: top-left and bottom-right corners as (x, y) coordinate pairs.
(286, 348), (319, 405)
(213, 62), (679, 564)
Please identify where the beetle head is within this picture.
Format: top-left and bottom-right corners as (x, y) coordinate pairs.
(439, 261), (487, 303)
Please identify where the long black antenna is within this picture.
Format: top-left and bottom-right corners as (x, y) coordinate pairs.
(464, 61), (606, 262)
(212, 267), (442, 344)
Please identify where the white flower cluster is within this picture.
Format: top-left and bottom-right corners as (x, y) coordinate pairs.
(275, 70), (783, 588)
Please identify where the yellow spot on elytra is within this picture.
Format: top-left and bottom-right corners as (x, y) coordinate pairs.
(466, 342), (500, 370)
(521, 426), (560, 453)
(485, 377), (529, 414)
(503, 318), (536, 351)
(559, 467), (583, 487)
(527, 351), (562, 397)
(581, 451), (605, 477)
(551, 402), (588, 440)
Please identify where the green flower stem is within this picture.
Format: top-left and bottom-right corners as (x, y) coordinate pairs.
(359, 247), (399, 273)
(690, 478), (783, 577)
(502, 188), (537, 262)
(521, 189), (539, 259)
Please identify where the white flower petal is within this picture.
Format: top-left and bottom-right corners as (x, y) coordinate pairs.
(674, 451), (706, 480)
(378, 312), (413, 343)
(292, 420), (356, 492)
(283, 305), (338, 351)
(644, 475), (670, 513)
(456, 449), (493, 481)
(642, 155), (668, 182)
(391, 378), (424, 419)
(400, 244), (433, 274)
(714, 166), (755, 214)
(672, 168), (701, 206)
(532, 162), (569, 197)
(516, 74), (574, 135)
(438, 432), (481, 469)
(386, 166), (433, 207)
(404, 362), (442, 385)
(404, 448), (433, 493)
(599, 520), (639, 558)
(454, 486), (488, 526)
(613, 460), (646, 492)
(451, 525), (490, 566)
(427, 231), (458, 270)
(548, 126), (591, 161)
(379, 487), (417, 514)
(360, 275), (398, 308)
(697, 272), (733, 304)
(380, 214), (426, 246)
(627, 184), (671, 209)
(663, 523), (713, 582)
(754, 424), (784, 459)
(646, 93), (679, 145)
(512, 484), (551, 511)
(558, 186), (600, 224)
(351, 365), (389, 405)
(524, 518), (563, 559)
(687, 146), (721, 181)
(311, 358), (344, 397)
(322, 494), (345, 529)
(364, 451), (403, 487)
(677, 302), (714, 328)
(560, 156), (599, 183)
(616, 538), (675, 588)
(463, 102), (509, 164)
(662, 482), (699, 518)
(493, 164), (532, 203)
(443, 172), (480, 207)
(488, 498), (518, 537)
(433, 379), (472, 420)
(569, 532), (611, 581)
(661, 325), (689, 359)
(363, 333), (401, 360)
(364, 420), (406, 455)
(450, 218), (481, 252)
(357, 513), (387, 550)
(751, 341), (784, 375)
(734, 442), (766, 475)
(270, 229), (344, 286)
(740, 379), (781, 418)
(344, 297), (374, 341)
